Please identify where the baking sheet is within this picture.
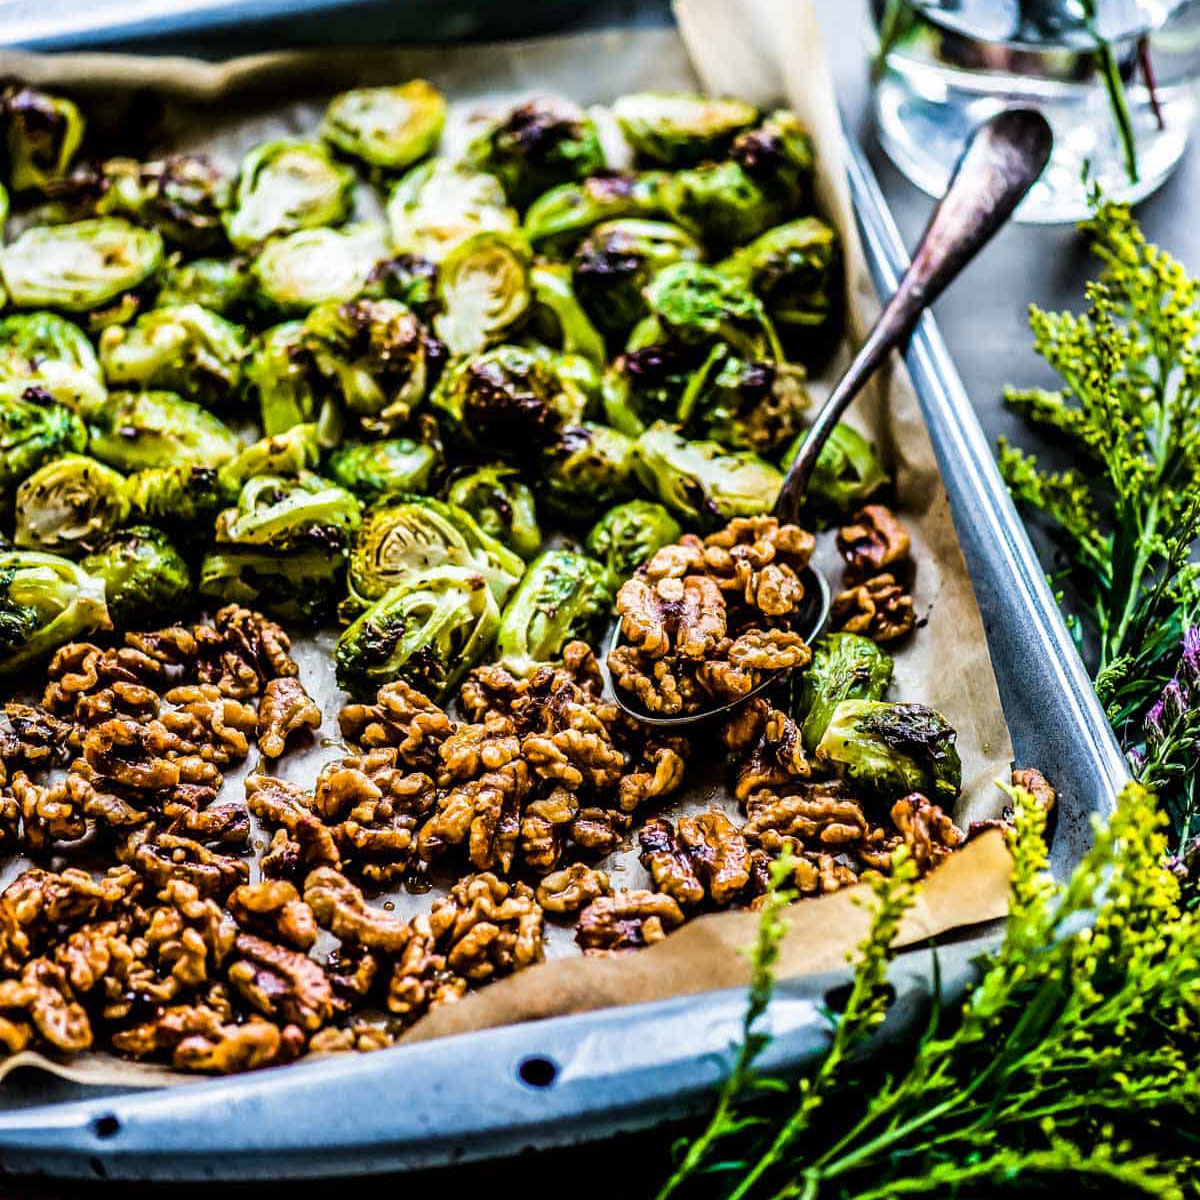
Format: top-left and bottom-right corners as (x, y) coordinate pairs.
(0, 0), (1014, 1087)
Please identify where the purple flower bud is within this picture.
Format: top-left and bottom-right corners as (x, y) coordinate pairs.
(1144, 697), (1167, 747)
(1127, 746), (1146, 772)
(1163, 678), (1189, 727)
(1182, 626), (1200, 689)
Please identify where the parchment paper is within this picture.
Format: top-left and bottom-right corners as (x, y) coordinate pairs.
(0, 0), (1014, 1087)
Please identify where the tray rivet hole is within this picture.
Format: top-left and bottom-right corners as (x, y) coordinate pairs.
(92, 1114), (121, 1139)
(517, 1055), (559, 1089)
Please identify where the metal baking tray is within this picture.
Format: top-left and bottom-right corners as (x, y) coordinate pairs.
(0, 128), (1129, 1182)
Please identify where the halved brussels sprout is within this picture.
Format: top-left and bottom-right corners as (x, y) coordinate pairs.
(225, 140), (355, 251)
(495, 548), (610, 677)
(327, 438), (439, 502)
(251, 224), (388, 316)
(14, 454), (129, 554)
(155, 255), (252, 316)
(445, 464), (541, 560)
(528, 262), (605, 367)
(335, 564), (500, 701)
(815, 699), (961, 804)
(87, 390), (240, 472)
(584, 499), (681, 593)
(302, 298), (446, 436)
(539, 422), (639, 522)
(0, 392), (87, 492)
(662, 161), (794, 252)
(797, 633), (894, 753)
(360, 253), (439, 319)
(80, 525), (191, 628)
(321, 81), (446, 171)
(785, 422), (888, 515)
(387, 159), (517, 262)
(696, 357), (809, 455)
(0, 312), (106, 415)
(0, 550), (110, 674)
(633, 421), (782, 523)
(215, 472), (362, 552)
(613, 92), (757, 167)
(572, 219), (702, 338)
(217, 424), (321, 494)
(1, 219), (164, 312)
(730, 109), (815, 199)
(126, 464), (227, 526)
(99, 304), (249, 408)
(522, 171), (667, 253)
(345, 494), (523, 616)
(434, 230), (531, 357)
(247, 321), (321, 437)
(97, 154), (233, 251)
(199, 546), (343, 626)
(3, 87), (85, 193)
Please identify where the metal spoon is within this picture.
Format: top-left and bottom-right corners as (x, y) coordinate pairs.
(604, 108), (1054, 728)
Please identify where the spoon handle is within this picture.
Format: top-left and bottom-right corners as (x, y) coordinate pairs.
(774, 108), (1052, 524)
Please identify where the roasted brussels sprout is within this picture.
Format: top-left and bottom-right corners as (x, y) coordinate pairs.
(215, 472), (362, 552)
(613, 92), (757, 167)
(359, 253), (438, 320)
(584, 499), (681, 593)
(815, 699), (961, 804)
(217, 424), (321, 494)
(199, 546), (342, 626)
(321, 81), (446, 171)
(247, 321), (321, 436)
(539, 422), (639, 521)
(335, 564), (500, 701)
(0, 550), (110, 674)
(3, 87), (85, 193)
(155, 255), (252, 316)
(225, 140), (355, 251)
(467, 96), (606, 210)
(327, 437), (439, 502)
(434, 230), (531, 357)
(126, 464), (227, 526)
(632, 421), (782, 524)
(87, 390), (240, 472)
(796, 633), (894, 752)
(80, 525), (191, 628)
(522, 171), (666, 253)
(786, 422), (888, 515)
(0, 312), (106, 415)
(572, 219), (702, 339)
(662, 161), (793, 253)
(1, 219), (163, 312)
(250, 224), (388, 316)
(99, 304), (249, 408)
(495, 548), (609, 677)
(527, 262), (605, 367)
(345, 494), (523, 615)
(696, 357), (809, 454)
(96, 154), (233, 251)
(14, 454), (129, 554)
(445, 465), (541, 560)
(0, 391), (87, 492)
(387, 160), (517, 262)
(730, 109), (816, 199)
(302, 298), (446, 436)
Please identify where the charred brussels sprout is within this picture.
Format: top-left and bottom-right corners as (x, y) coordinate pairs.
(522, 171), (666, 253)
(572, 219), (702, 339)
(199, 547), (343, 626)
(251, 224), (388, 316)
(126, 464), (227, 526)
(301, 298), (446, 436)
(0, 550), (110, 674)
(0, 392), (87, 492)
(0, 313), (106, 415)
(539, 422), (639, 522)
(495, 548), (609, 677)
(662, 161), (792, 253)
(327, 438), (439, 502)
(434, 230), (531, 357)
(98, 304), (249, 408)
(467, 96), (606, 211)
(225, 140), (355, 251)
(387, 160), (516, 262)
(633, 421), (781, 524)
(3, 87), (85, 193)
(730, 109), (815, 199)
(584, 499), (681, 593)
(815, 699), (961, 805)
(1, 219), (163, 312)
(217, 424), (321, 493)
(346, 494), (523, 615)
(445, 465), (541, 560)
(321, 81), (446, 171)
(527, 263), (605, 367)
(87, 390), (240, 472)
(155, 255), (252, 316)
(696, 357), (808, 455)
(247, 321), (321, 437)
(80, 525), (190, 628)
(786, 422), (887, 515)
(796, 633), (894, 752)
(360, 253), (438, 319)
(14, 454), (129, 554)
(215, 472), (361, 553)
(613, 92), (757, 166)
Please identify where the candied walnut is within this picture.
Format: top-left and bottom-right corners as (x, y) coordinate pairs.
(128, 829), (249, 898)
(310, 1019), (398, 1053)
(523, 724), (624, 792)
(458, 663), (526, 724)
(338, 678), (455, 767)
(73, 682), (161, 728)
(418, 760), (531, 873)
(10, 772), (88, 853)
(160, 685), (258, 765)
(721, 696), (770, 754)
(703, 518), (814, 614)
(792, 851), (860, 896)
(53, 919), (151, 1018)
(535, 864), (611, 914)
(257, 677), (322, 759)
(124, 625), (197, 668)
(164, 799), (250, 847)
(331, 767), (435, 887)
(616, 574), (726, 663)
(519, 788), (579, 874)
(726, 628), (810, 672)
(743, 783), (870, 850)
(436, 716), (521, 784)
(0, 791), (17, 853)
(0, 704), (72, 774)
(571, 806), (630, 854)
(837, 504), (911, 585)
(228, 881), (317, 951)
(606, 645), (694, 716)
(0, 958), (91, 1052)
(246, 773), (340, 877)
(575, 890), (684, 954)
(695, 654), (754, 703)
(142, 879), (237, 990)
(891, 793), (964, 874)
(429, 873), (543, 982)
(326, 942), (381, 1010)
(227, 933), (333, 1032)
(617, 741), (687, 813)
(643, 535), (707, 581)
(639, 811), (750, 908)
(735, 709), (811, 801)
(386, 914), (468, 1023)
(304, 867), (411, 953)
(830, 573), (916, 644)
(194, 605), (297, 698)
(82, 718), (188, 792)
(114, 1004), (298, 1073)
